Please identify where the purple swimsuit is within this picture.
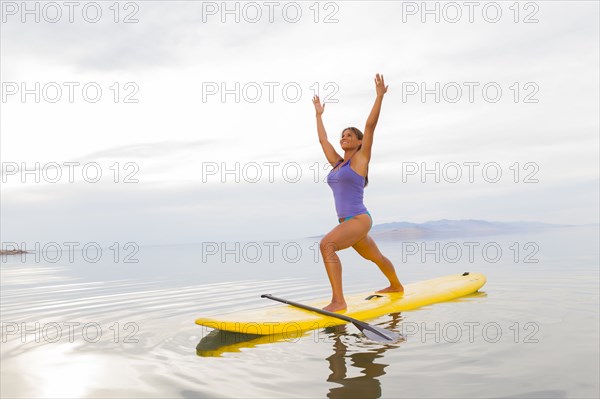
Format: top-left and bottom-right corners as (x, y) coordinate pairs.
(326, 158), (369, 220)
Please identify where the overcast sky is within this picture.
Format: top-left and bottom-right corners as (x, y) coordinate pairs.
(1, 1), (598, 246)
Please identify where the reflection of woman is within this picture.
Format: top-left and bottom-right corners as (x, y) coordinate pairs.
(313, 74), (403, 312)
(326, 325), (386, 399)
(325, 313), (404, 399)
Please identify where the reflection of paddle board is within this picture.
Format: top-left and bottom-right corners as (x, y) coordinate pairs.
(196, 329), (312, 357)
(195, 272), (486, 335)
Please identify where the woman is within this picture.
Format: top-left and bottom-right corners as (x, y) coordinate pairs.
(313, 73), (404, 312)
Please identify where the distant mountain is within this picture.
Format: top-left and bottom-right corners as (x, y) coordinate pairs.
(309, 219), (574, 240)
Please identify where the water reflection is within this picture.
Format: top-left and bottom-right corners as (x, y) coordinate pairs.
(324, 313), (404, 399)
(196, 329), (308, 357)
(196, 313), (406, 399)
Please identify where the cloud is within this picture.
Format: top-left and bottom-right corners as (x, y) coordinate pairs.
(77, 139), (217, 160)
(1, 1), (598, 243)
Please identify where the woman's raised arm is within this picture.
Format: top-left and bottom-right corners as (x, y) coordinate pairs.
(361, 74), (389, 160)
(313, 95), (342, 166)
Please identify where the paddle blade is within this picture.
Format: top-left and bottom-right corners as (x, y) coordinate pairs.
(355, 322), (402, 343)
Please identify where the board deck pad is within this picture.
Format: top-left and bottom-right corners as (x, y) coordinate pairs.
(195, 272), (487, 335)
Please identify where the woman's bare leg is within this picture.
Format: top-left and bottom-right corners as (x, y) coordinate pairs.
(320, 213), (371, 312)
(352, 235), (404, 293)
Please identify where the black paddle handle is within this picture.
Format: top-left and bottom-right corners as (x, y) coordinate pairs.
(261, 294), (355, 323)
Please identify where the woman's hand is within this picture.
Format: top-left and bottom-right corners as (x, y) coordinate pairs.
(375, 73), (388, 97)
(312, 95), (326, 115)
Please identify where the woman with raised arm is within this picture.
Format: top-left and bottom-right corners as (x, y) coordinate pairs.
(313, 73), (404, 312)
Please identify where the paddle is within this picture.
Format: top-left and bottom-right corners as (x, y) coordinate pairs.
(260, 294), (401, 343)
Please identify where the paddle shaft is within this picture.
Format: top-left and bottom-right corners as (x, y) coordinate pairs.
(260, 293), (400, 342)
(260, 294), (359, 324)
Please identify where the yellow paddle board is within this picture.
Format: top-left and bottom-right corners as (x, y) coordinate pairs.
(195, 272), (486, 335)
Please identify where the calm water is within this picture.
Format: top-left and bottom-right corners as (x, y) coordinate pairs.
(1, 226), (598, 398)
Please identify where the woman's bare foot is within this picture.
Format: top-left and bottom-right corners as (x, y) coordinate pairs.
(323, 301), (347, 312)
(376, 285), (404, 293)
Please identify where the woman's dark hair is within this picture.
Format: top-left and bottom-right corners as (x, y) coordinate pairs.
(342, 127), (369, 187)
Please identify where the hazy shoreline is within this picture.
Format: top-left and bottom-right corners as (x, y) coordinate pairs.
(0, 249), (29, 255)
(308, 219), (580, 239)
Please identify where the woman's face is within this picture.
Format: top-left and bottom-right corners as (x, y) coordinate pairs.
(340, 129), (361, 151)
